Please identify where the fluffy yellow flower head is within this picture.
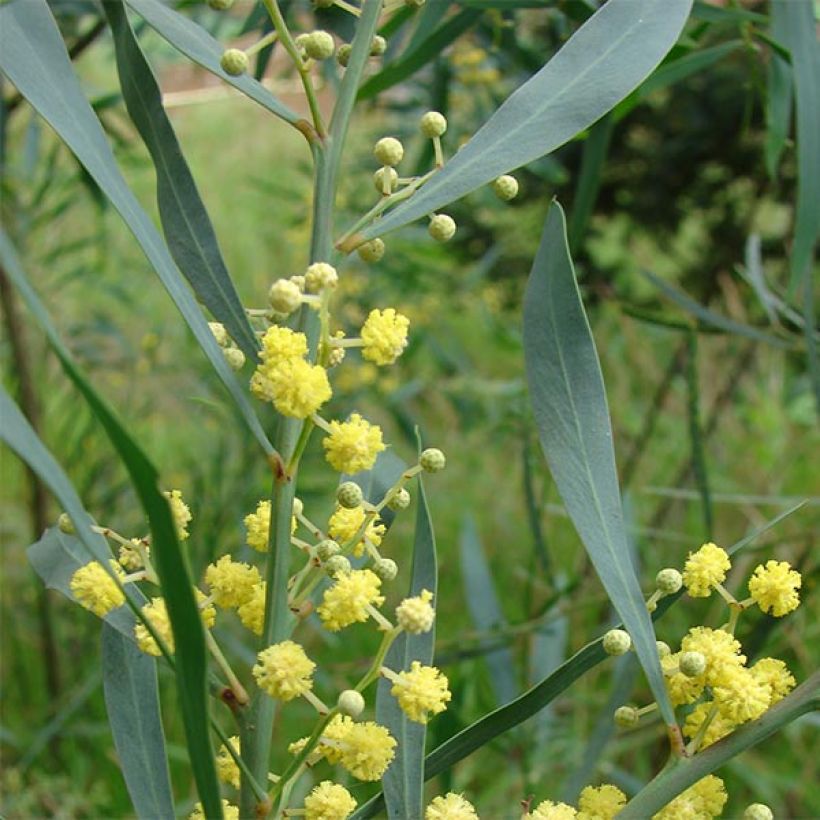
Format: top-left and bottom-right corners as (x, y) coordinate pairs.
(267, 358), (332, 419)
(164, 489), (192, 541)
(303, 781), (357, 820)
(361, 308), (410, 365)
(662, 652), (705, 706)
(653, 775), (726, 819)
(712, 665), (771, 724)
(237, 582), (265, 635)
(396, 589), (435, 634)
(328, 506), (386, 556)
(323, 413), (386, 474)
(259, 325), (308, 364)
(134, 591), (215, 656)
(683, 701), (736, 748)
(681, 626), (745, 688)
(530, 801), (578, 820)
(216, 736), (240, 788)
(577, 784), (626, 820)
(317, 569), (385, 631)
(118, 538), (147, 571)
(245, 500), (272, 552)
(748, 560), (801, 616)
(425, 792), (479, 819)
(390, 661), (451, 723)
(316, 715), (397, 781)
(189, 800), (239, 820)
(70, 560), (125, 617)
(205, 555), (260, 609)
(253, 640), (315, 701)
(682, 542), (730, 597)
(750, 657), (795, 704)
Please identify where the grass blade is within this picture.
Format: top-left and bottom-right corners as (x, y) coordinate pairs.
(102, 623), (175, 820)
(765, 5), (793, 179)
(106, 0), (259, 361)
(362, 0), (692, 240)
(523, 202), (674, 726)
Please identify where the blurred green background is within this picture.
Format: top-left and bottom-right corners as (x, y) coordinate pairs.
(1, 2), (818, 817)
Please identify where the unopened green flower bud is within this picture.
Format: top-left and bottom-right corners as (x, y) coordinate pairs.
(374, 137), (404, 167)
(387, 487), (411, 511)
(419, 448), (446, 473)
(336, 43), (352, 67)
(373, 167), (398, 194)
(220, 48), (248, 76)
(316, 539), (341, 560)
(223, 347), (246, 370)
(303, 30), (335, 60)
(58, 512), (75, 534)
(373, 558), (398, 581)
(268, 278), (302, 314)
(208, 0), (234, 9)
(491, 174), (519, 201)
(337, 481), (363, 509)
(337, 689), (365, 717)
(325, 555), (351, 576)
(603, 629), (632, 656)
(357, 238), (385, 263)
(370, 35), (387, 56)
(292, 497), (304, 517)
(428, 213), (456, 242)
(420, 111), (447, 138)
(208, 322), (229, 346)
(613, 705), (639, 727)
(290, 275), (306, 291)
(743, 805), (774, 820)
(656, 568), (683, 595)
(656, 640), (671, 658)
(304, 262), (338, 293)
(679, 650), (706, 678)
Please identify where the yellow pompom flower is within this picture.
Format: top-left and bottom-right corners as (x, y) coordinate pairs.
(336, 720), (397, 781)
(237, 582), (265, 635)
(244, 500), (272, 552)
(189, 800), (239, 820)
(396, 589), (436, 634)
(268, 358), (332, 418)
(328, 506), (386, 556)
(322, 413), (386, 473)
(680, 626), (745, 688)
(389, 661), (451, 723)
(259, 326), (308, 364)
(118, 538), (147, 570)
(653, 775), (727, 819)
(164, 489), (192, 541)
(682, 701), (737, 748)
(425, 792), (479, 819)
(135, 597), (173, 656)
(748, 560), (801, 616)
(577, 784), (626, 820)
(750, 657), (795, 704)
(303, 781), (357, 820)
(682, 542), (730, 597)
(205, 556), (260, 608)
(361, 308), (410, 365)
(216, 736), (240, 788)
(317, 569), (385, 631)
(712, 666), (771, 724)
(530, 801), (578, 820)
(253, 640), (315, 701)
(70, 560), (125, 617)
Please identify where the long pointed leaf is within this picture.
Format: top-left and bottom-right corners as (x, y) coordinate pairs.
(0, 4), (275, 461)
(361, 0), (692, 240)
(106, 0), (258, 361)
(523, 202), (674, 725)
(765, 6), (793, 179)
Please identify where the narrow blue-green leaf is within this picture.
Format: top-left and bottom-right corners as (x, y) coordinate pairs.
(106, 0), (258, 361)
(0, 229), (222, 817)
(775, 0), (820, 294)
(0, 6), (275, 460)
(124, 0), (299, 126)
(373, 475), (437, 820)
(523, 202), (674, 726)
(361, 0), (692, 240)
(102, 623), (175, 820)
(459, 515), (518, 706)
(765, 5), (793, 179)
(690, 1), (765, 24)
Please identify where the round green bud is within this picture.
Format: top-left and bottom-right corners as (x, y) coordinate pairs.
(292, 497), (304, 517)
(602, 629), (632, 656)
(357, 238), (385, 263)
(656, 640), (671, 659)
(220, 48), (248, 76)
(304, 30), (335, 61)
(208, 321), (229, 346)
(420, 111), (447, 138)
(655, 567), (683, 595)
(325, 555), (351, 577)
(58, 512), (75, 535)
(679, 650), (706, 678)
(316, 539), (341, 561)
(208, 0), (234, 9)
(336, 43), (352, 67)
(373, 167), (399, 194)
(428, 213), (456, 242)
(337, 689), (365, 717)
(387, 487), (411, 511)
(223, 347), (246, 370)
(419, 448), (446, 473)
(370, 35), (387, 56)
(491, 174), (519, 201)
(743, 805), (774, 820)
(373, 558), (398, 581)
(304, 262), (338, 293)
(337, 481), (364, 509)
(613, 705), (639, 728)
(374, 137), (404, 167)
(268, 278), (302, 314)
